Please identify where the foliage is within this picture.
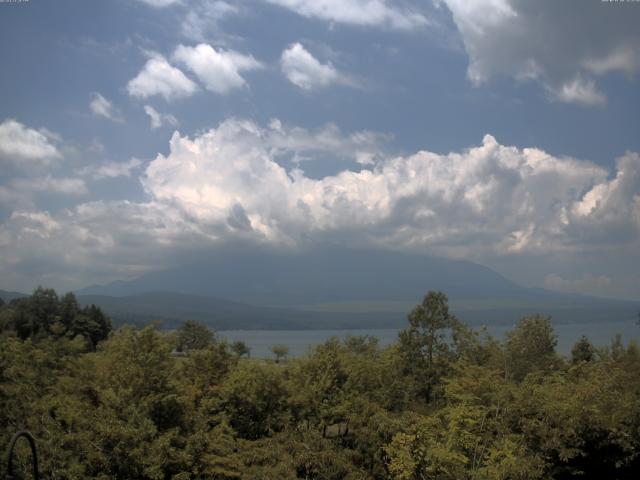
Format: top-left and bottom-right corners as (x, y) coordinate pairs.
(1, 289), (640, 479)
(0, 287), (111, 348)
(397, 291), (463, 402)
(271, 344), (290, 363)
(176, 320), (215, 352)
(231, 340), (251, 358)
(571, 335), (596, 364)
(504, 315), (560, 382)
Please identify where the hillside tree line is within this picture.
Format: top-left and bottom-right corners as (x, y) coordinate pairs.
(1, 289), (639, 479)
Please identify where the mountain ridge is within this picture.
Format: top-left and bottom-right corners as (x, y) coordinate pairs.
(72, 246), (640, 328)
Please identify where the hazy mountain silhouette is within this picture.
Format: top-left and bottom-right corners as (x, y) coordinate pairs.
(0, 289), (27, 302)
(79, 245), (537, 303)
(74, 246), (640, 328)
(76, 291), (406, 330)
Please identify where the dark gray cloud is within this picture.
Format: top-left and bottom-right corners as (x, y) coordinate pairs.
(443, 0), (640, 105)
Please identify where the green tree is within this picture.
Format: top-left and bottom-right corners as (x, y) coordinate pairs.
(0, 288), (111, 347)
(398, 291), (460, 402)
(71, 303), (112, 347)
(271, 344), (289, 363)
(176, 320), (214, 352)
(571, 335), (596, 364)
(287, 338), (349, 433)
(505, 315), (560, 382)
(230, 340), (251, 358)
(218, 361), (289, 440)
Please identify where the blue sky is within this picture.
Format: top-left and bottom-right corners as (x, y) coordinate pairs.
(1, 0), (639, 299)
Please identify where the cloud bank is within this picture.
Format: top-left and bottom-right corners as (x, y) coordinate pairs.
(139, 120), (639, 258)
(1, 118), (639, 291)
(443, 0), (640, 106)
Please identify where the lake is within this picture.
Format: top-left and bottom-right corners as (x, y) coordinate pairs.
(220, 320), (640, 359)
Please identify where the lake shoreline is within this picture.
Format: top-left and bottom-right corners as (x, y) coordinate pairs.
(218, 320), (640, 358)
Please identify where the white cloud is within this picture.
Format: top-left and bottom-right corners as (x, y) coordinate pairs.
(136, 0), (181, 7)
(9, 211), (61, 239)
(11, 176), (88, 196)
(264, 0), (428, 30)
(180, 1), (240, 42)
(0, 119), (61, 167)
(570, 151), (640, 243)
(264, 118), (387, 165)
(0, 120), (86, 210)
(584, 46), (640, 76)
(0, 200), (204, 290)
(78, 158), (144, 180)
(89, 93), (123, 122)
(140, 119), (639, 257)
(442, 0), (640, 106)
(173, 43), (262, 94)
(144, 105), (179, 129)
(127, 55), (198, 101)
(2, 119), (639, 293)
(549, 77), (606, 107)
(280, 43), (353, 90)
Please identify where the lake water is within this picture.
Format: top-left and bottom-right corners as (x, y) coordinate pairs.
(220, 320), (640, 359)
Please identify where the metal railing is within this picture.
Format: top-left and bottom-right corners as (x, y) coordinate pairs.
(5, 430), (39, 480)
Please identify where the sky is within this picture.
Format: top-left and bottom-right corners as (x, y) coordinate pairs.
(0, 0), (639, 300)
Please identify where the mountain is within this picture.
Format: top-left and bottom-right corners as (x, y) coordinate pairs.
(5, 247), (637, 329)
(75, 290), (640, 331)
(0, 289), (27, 302)
(76, 246), (640, 327)
(79, 245), (536, 303)
(77, 291), (405, 330)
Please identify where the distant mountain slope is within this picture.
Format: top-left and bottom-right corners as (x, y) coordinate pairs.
(0, 289), (27, 302)
(78, 245), (537, 304)
(76, 291), (640, 330)
(77, 291), (405, 330)
(75, 246), (640, 328)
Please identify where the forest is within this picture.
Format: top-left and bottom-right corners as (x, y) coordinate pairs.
(1, 287), (640, 479)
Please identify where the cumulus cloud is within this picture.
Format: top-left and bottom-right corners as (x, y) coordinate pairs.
(127, 54), (198, 101)
(11, 176), (88, 196)
(265, 118), (388, 165)
(0, 119), (87, 211)
(78, 158), (144, 180)
(0, 119), (61, 167)
(8, 211), (61, 239)
(2, 119), (639, 292)
(136, 0), (181, 7)
(442, 0), (640, 106)
(144, 105), (179, 129)
(281, 43), (353, 90)
(569, 151), (640, 245)
(140, 119), (640, 257)
(89, 93), (123, 122)
(264, 0), (428, 30)
(0, 201), (205, 290)
(173, 43), (262, 94)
